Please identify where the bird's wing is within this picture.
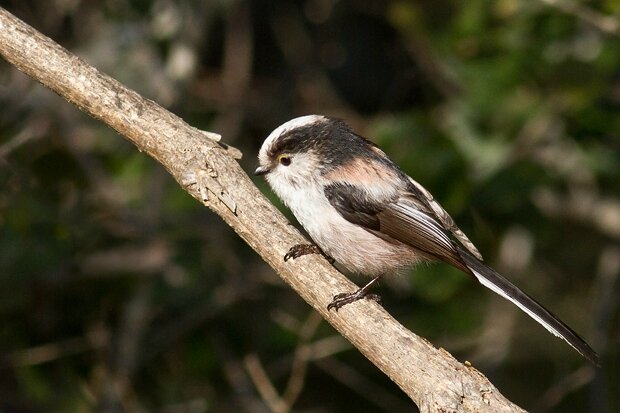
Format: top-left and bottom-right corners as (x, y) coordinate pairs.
(407, 177), (483, 260)
(324, 181), (599, 365)
(323, 182), (467, 270)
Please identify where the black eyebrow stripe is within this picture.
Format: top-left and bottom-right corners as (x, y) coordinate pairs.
(269, 131), (309, 156)
(267, 118), (396, 175)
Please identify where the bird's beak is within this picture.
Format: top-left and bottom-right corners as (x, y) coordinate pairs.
(254, 165), (270, 176)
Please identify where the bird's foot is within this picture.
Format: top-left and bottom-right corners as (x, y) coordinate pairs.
(284, 244), (334, 263)
(327, 275), (384, 311)
(327, 290), (382, 311)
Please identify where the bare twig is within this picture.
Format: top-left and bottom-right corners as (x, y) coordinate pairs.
(212, 0), (253, 141)
(244, 313), (323, 413)
(99, 281), (153, 412)
(0, 116), (49, 157)
(281, 311), (322, 407)
(8, 334), (104, 366)
(315, 357), (415, 412)
(244, 354), (289, 413)
(533, 365), (595, 412)
(0, 8), (526, 412)
(537, 0), (620, 37)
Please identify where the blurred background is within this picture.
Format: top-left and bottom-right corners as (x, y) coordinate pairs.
(1, 0), (619, 412)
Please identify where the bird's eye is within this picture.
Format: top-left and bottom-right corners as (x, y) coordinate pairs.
(278, 155), (291, 166)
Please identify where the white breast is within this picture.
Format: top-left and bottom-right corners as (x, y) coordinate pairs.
(268, 175), (422, 276)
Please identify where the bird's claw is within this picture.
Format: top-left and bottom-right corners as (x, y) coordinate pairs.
(284, 244), (333, 263)
(327, 291), (382, 311)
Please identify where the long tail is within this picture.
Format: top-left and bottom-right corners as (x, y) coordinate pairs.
(456, 246), (599, 365)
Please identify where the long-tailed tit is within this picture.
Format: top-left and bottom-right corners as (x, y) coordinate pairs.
(255, 115), (598, 364)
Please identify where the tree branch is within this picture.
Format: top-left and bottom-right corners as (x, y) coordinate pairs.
(0, 8), (525, 412)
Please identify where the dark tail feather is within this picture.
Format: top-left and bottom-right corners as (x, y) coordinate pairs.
(456, 246), (599, 366)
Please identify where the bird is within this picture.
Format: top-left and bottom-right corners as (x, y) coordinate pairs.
(254, 114), (599, 365)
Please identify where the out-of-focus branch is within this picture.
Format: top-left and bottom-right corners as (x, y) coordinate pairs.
(538, 0), (620, 37)
(0, 8), (525, 412)
(244, 354), (290, 413)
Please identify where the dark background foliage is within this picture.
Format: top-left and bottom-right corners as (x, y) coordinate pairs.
(0, 0), (619, 412)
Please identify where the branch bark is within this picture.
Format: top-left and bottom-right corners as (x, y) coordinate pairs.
(0, 8), (525, 413)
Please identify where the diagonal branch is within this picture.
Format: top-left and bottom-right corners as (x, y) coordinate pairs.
(0, 8), (525, 413)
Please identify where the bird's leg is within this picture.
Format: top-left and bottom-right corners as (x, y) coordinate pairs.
(327, 275), (383, 311)
(284, 244), (335, 263)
